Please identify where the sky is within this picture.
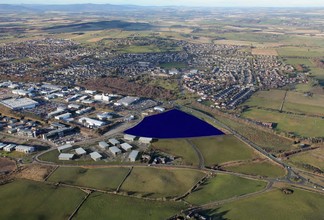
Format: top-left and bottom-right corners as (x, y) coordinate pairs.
(0, 0), (324, 7)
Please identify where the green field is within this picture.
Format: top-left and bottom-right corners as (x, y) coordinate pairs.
(278, 46), (324, 57)
(185, 174), (267, 205)
(75, 192), (186, 220)
(213, 114), (294, 153)
(152, 139), (200, 166)
(207, 188), (324, 220)
(225, 161), (286, 178)
(0, 180), (85, 220)
(242, 108), (324, 137)
(288, 147), (324, 171)
(48, 167), (130, 191)
(243, 90), (285, 110)
(120, 167), (205, 198)
(191, 135), (257, 166)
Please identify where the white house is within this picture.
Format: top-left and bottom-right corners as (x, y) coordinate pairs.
(75, 147), (87, 156)
(128, 150), (139, 162)
(57, 144), (73, 152)
(98, 141), (109, 149)
(58, 153), (75, 160)
(15, 145), (35, 153)
(90, 152), (102, 161)
(109, 138), (120, 146)
(3, 144), (16, 152)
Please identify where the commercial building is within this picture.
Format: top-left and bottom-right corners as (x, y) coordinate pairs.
(58, 153), (75, 160)
(15, 145), (35, 154)
(128, 150), (139, 162)
(57, 144), (73, 152)
(90, 151), (102, 161)
(75, 147), (86, 156)
(120, 143), (133, 151)
(109, 146), (121, 156)
(0, 98), (38, 110)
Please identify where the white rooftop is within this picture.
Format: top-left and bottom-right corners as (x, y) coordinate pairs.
(120, 143), (133, 151)
(0, 98), (38, 110)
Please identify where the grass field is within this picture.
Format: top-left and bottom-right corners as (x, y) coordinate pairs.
(242, 108), (324, 137)
(225, 161), (286, 178)
(185, 174), (267, 205)
(243, 89), (324, 116)
(287, 147), (324, 171)
(152, 139), (199, 166)
(207, 188), (324, 220)
(0, 180), (85, 220)
(48, 167), (130, 191)
(277, 46), (324, 57)
(120, 167), (205, 198)
(212, 115), (294, 153)
(191, 135), (257, 166)
(75, 192), (186, 220)
(243, 90), (285, 110)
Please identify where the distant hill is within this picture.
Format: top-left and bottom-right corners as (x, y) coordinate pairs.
(0, 4), (151, 13)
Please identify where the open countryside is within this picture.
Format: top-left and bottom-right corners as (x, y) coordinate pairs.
(0, 2), (323, 220)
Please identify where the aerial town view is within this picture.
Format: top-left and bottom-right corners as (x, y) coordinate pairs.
(0, 0), (323, 219)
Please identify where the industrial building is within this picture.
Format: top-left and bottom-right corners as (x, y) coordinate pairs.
(3, 144), (16, 152)
(79, 117), (106, 128)
(128, 150), (139, 162)
(75, 147), (86, 156)
(57, 144), (73, 152)
(115, 96), (139, 107)
(54, 113), (72, 120)
(43, 127), (76, 140)
(15, 145), (35, 154)
(0, 98), (38, 110)
(97, 112), (113, 120)
(109, 138), (120, 146)
(120, 143), (133, 151)
(124, 134), (136, 141)
(139, 137), (153, 144)
(90, 152), (102, 161)
(109, 146), (121, 156)
(58, 153), (75, 160)
(98, 141), (109, 149)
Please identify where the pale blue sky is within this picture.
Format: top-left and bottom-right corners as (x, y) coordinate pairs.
(0, 0), (323, 7)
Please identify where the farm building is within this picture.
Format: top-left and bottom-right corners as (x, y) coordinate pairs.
(98, 141), (109, 149)
(139, 137), (153, 144)
(58, 153), (75, 161)
(3, 144), (16, 152)
(75, 147), (86, 156)
(0, 98), (38, 110)
(109, 146), (121, 156)
(128, 150), (139, 162)
(124, 134), (136, 141)
(109, 138), (120, 146)
(120, 143), (133, 151)
(90, 152), (102, 161)
(57, 144), (73, 152)
(15, 145), (35, 153)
